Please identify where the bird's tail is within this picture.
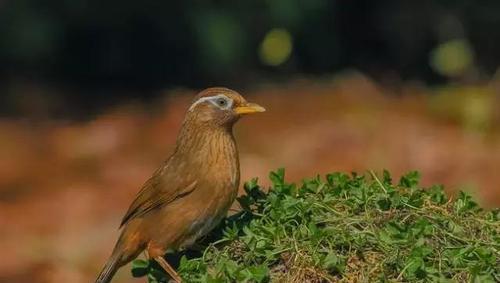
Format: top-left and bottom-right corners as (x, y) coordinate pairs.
(95, 223), (144, 283)
(95, 252), (122, 283)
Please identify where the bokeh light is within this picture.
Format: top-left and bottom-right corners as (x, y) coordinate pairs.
(259, 28), (293, 66)
(430, 39), (474, 77)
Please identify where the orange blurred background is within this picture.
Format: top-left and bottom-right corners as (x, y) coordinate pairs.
(1, 74), (499, 282)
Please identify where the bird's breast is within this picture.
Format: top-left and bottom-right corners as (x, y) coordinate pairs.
(183, 157), (239, 246)
(178, 178), (237, 248)
(199, 130), (240, 189)
(172, 129), (240, 247)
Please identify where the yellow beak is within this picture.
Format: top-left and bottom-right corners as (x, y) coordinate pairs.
(234, 102), (266, 115)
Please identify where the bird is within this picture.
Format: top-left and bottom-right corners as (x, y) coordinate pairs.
(95, 87), (265, 283)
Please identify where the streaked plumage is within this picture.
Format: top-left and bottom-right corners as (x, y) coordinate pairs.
(95, 87), (265, 283)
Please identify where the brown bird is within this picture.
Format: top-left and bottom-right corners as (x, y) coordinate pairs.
(95, 87), (265, 283)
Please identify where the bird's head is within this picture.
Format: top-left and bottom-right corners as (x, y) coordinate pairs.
(186, 87), (265, 128)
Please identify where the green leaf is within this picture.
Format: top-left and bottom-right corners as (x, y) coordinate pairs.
(454, 191), (480, 214)
(377, 197), (391, 210)
(321, 252), (345, 274)
(269, 168), (285, 186)
(404, 257), (426, 279)
(428, 184), (447, 204)
(399, 171), (421, 188)
(246, 265), (269, 282)
(131, 259), (149, 278)
(383, 169), (393, 186)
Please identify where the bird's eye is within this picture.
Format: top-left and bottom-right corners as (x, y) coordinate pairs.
(216, 98), (227, 107)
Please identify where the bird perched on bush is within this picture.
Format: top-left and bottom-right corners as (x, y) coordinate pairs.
(95, 87), (265, 283)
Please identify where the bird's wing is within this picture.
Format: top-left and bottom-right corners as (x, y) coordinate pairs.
(120, 163), (197, 227)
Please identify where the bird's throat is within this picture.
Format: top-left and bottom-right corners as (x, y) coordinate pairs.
(174, 121), (238, 169)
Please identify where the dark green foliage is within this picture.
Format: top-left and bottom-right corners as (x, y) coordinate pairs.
(132, 169), (499, 282)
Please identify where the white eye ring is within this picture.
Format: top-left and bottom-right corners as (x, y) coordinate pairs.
(210, 95), (232, 110)
(189, 94), (233, 111)
(215, 97), (228, 107)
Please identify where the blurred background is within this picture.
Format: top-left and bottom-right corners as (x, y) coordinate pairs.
(1, 0), (499, 282)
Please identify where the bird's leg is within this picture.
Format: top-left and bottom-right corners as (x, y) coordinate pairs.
(154, 256), (182, 283)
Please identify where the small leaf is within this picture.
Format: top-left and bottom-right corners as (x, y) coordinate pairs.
(321, 253), (345, 274)
(383, 169), (393, 185)
(454, 191), (480, 214)
(428, 184), (447, 204)
(377, 197), (391, 210)
(269, 168), (285, 186)
(246, 265), (269, 282)
(131, 259), (149, 278)
(399, 171), (421, 188)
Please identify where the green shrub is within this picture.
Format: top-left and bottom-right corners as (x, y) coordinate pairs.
(131, 169), (499, 282)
